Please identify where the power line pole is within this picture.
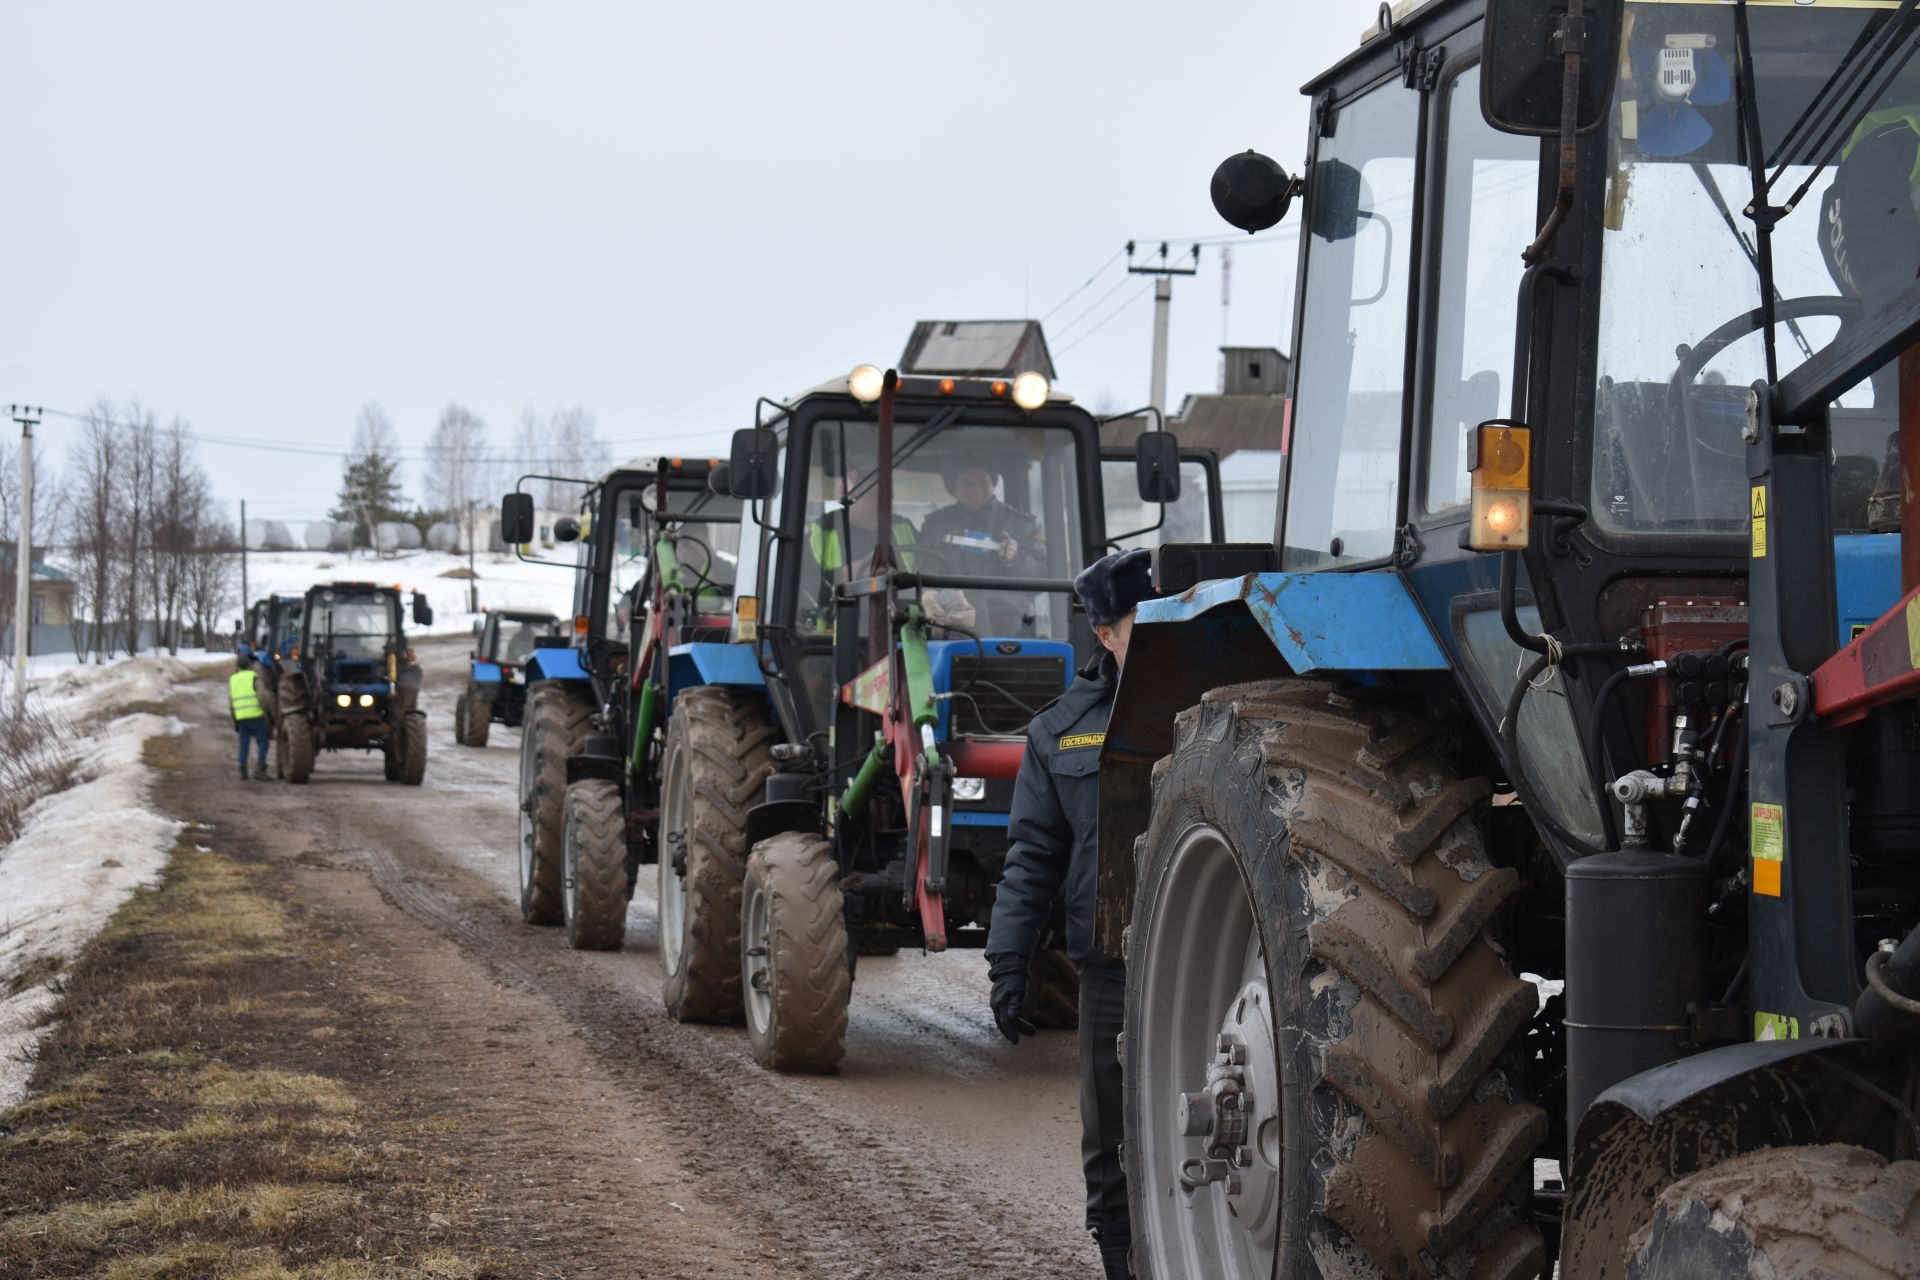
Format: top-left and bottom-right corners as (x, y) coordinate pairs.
(1127, 241), (1200, 414)
(239, 499), (249, 617)
(9, 405), (40, 718)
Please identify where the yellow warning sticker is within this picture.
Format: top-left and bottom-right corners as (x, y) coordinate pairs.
(1058, 732), (1106, 751)
(1752, 802), (1784, 897)
(1754, 1011), (1799, 1042)
(1751, 486), (1768, 558)
(1907, 597), (1920, 671)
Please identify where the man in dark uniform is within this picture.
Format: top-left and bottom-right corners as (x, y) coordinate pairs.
(985, 547), (1153, 1280)
(919, 460), (1046, 636)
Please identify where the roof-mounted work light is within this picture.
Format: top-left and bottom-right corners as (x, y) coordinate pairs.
(849, 364), (885, 404)
(1011, 371), (1049, 411)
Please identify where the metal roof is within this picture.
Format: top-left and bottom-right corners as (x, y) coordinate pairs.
(899, 320), (1057, 380)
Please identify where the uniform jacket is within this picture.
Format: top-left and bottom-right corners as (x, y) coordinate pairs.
(986, 652), (1122, 975)
(919, 499), (1045, 578)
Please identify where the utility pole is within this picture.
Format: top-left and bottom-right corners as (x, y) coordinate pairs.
(1127, 241), (1200, 415)
(8, 405), (39, 717)
(467, 506), (478, 613)
(239, 499), (249, 617)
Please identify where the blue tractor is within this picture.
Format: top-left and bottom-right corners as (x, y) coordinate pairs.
(454, 609), (562, 748)
(243, 593), (304, 727)
(1098, 1), (1920, 1276)
(274, 581), (434, 786)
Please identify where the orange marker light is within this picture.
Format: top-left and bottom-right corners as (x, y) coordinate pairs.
(990, 380), (1008, 397)
(1468, 422), (1532, 552)
(574, 614), (590, 635)
(940, 378), (956, 394)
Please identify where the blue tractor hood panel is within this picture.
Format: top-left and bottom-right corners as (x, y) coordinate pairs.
(525, 646), (590, 683)
(471, 661), (504, 684)
(668, 642), (764, 691)
(1135, 572), (1451, 673)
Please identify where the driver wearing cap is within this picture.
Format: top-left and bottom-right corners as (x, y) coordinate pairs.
(920, 461), (1046, 635)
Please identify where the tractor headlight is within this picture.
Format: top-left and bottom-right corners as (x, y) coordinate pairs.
(1011, 371), (1049, 411)
(358, 694), (375, 707)
(849, 364), (885, 404)
(952, 776), (987, 802)
(335, 694), (351, 707)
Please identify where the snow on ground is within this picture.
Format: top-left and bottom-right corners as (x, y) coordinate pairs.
(0, 656), (197, 1109)
(242, 549), (578, 639)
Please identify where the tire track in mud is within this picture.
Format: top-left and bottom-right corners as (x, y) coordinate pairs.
(359, 841), (1089, 1279)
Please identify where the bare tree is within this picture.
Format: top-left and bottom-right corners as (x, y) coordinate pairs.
(512, 404), (607, 510)
(352, 401), (400, 462)
(65, 402), (122, 662)
(149, 419), (210, 654)
(184, 516), (238, 648)
(115, 404), (159, 655)
(424, 402), (488, 535)
(0, 434), (66, 647)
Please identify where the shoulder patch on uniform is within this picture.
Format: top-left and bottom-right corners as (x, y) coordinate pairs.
(1058, 731), (1105, 751)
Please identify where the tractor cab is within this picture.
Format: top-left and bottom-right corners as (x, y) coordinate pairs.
(454, 609), (563, 746)
(274, 581), (429, 785)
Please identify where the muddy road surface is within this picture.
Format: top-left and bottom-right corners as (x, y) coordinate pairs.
(168, 638), (1091, 1277)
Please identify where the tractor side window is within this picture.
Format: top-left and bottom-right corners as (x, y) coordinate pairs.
(1104, 458), (1215, 550)
(1425, 63), (1538, 511)
(1284, 81), (1420, 568)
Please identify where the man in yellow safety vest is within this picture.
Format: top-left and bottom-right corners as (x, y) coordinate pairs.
(230, 646), (270, 781)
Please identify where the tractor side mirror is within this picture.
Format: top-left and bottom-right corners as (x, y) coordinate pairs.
(553, 517), (581, 543)
(412, 592), (434, 628)
(728, 427), (779, 500)
(500, 492), (535, 545)
(1135, 431), (1182, 504)
(1481, 0), (1624, 136)
(1210, 150), (1298, 233)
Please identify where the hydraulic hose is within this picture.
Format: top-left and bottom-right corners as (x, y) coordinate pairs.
(1583, 665), (1633, 850)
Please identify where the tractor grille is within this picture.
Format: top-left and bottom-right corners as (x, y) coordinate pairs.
(948, 654), (1067, 737)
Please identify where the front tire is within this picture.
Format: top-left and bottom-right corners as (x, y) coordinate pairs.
(741, 832), (849, 1073)
(453, 693), (470, 745)
(563, 779), (629, 951)
(398, 710), (427, 785)
(518, 681), (593, 927)
(1630, 1144), (1920, 1279)
(281, 713), (314, 785)
(1124, 680), (1545, 1280)
(466, 687), (492, 748)
(658, 686), (775, 1024)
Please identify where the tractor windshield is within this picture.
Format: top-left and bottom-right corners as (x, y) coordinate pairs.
(316, 591), (396, 659)
(586, 480), (743, 643)
(801, 417), (1085, 639)
(1592, 0), (1920, 538)
(491, 617), (553, 664)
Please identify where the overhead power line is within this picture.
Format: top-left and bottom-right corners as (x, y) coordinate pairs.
(1055, 282), (1154, 356)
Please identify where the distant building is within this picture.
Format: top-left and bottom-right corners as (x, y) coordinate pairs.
(0, 544), (75, 626)
(900, 320), (1056, 380)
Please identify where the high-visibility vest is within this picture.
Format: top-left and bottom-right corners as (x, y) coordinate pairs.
(229, 669), (265, 721)
(808, 515), (918, 572)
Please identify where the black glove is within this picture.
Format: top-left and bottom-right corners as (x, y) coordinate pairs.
(988, 955), (1037, 1045)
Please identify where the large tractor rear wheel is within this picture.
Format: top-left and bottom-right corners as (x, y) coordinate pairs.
(1629, 1144), (1920, 1279)
(518, 681), (593, 927)
(398, 710), (427, 786)
(1124, 680), (1545, 1280)
(658, 685), (775, 1024)
(740, 832), (849, 1073)
(563, 778), (629, 951)
(280, 712), (314, 785)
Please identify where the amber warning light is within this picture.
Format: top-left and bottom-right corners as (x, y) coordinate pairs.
(1468, 421), (1531, 552)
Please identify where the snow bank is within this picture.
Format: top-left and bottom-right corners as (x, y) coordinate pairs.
(241, 549), (578, 639)
(0, 657), (192, 1110)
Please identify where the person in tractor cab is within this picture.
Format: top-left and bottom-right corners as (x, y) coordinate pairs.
(985, 546), (1153, 1280)
(230, 645), (270, 782)
(920, 460), (1045, 636)
(804, 466), (975, 631)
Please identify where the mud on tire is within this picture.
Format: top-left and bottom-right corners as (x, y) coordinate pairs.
(741, 832), (849, 1073)
(280, 713), (314, 785)
(518, 681), (593, 927)
(563, 778), (629, 951)
(1124, 679), (1545, 1280)
(1629, 1144), (1920, 1280)
(464, 687), (492, 748)
(658, 685), (776, 1024)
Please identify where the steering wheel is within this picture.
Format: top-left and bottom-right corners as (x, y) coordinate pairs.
(1669, 295), (1862, 460)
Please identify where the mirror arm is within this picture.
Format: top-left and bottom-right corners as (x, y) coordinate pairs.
(1522, 0), (1588, 264)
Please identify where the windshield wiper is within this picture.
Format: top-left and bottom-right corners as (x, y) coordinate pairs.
(840, 405), (965, 506)
(1692, 160), (1814, 360)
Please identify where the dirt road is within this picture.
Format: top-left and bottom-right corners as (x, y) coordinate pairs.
(163, 638), (1092, 1278)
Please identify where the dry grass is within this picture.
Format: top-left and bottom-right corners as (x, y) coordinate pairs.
(0, 842), (505, 1278)
(0, 696), (81, 843)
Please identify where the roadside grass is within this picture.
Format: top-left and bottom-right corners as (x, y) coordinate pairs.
(0, 698), (81, 844)
(0, 842), (502, 1278)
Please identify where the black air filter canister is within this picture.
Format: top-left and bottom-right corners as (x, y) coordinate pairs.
(1564, 850), (1710, 1140)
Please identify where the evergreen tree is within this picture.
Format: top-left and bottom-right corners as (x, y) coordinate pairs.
(332, 451), (406, 550)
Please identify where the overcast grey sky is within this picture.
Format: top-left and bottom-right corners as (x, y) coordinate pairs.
(3, 1), (1382, 521)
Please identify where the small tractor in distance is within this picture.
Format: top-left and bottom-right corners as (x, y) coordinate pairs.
(274, 581), (433, 787)
(454, 608), (561, 747)
(1095, 0), (1920, 1276)
(242, 592), (304, 726)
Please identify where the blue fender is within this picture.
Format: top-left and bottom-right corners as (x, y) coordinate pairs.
(665, 641), (764, 714)
(471, 660), (504, 684)
(524, 646), (590, 683)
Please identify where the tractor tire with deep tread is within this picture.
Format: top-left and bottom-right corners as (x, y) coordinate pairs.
(741, 832), (850, 1073)
(398, 710), (427, 785)
(1022, 945), (1080, 1030)
(280, 713), (314, 785)
(518, 681), (594, 927)
(658, 685), (777, 1024)
(1124, 679), (1546, 1280)
(466, 688), (492, 748)
(1629, 1144), (1920, 1280)
(563, 779), (629, 951)
(453, 693), (470, 745)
